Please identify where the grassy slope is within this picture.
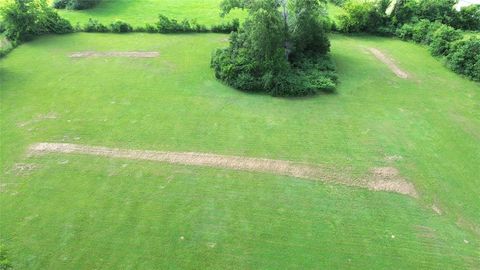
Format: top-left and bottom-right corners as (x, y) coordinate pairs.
(52, 0), (245, 27)
(0, 33), (479, 269)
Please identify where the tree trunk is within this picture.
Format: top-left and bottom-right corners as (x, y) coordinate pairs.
(280, 0), (290, 61)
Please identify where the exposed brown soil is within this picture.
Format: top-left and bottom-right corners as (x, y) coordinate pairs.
(69, 51), (159, 58)
(17, 112), (58, 128)
(28, 143), (418, 197)
(368, 48), (409, 79)
(7, 163), (38, 176)
(369, 167), (418, 197)
(432, 204), (442, 215)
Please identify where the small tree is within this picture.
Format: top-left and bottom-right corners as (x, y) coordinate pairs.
(212, 0), (336, 96)
(1, 0), (72, 42)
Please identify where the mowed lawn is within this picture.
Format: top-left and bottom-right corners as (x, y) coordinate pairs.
(1, 33), (479, 269)
(50, 0), (245, 27)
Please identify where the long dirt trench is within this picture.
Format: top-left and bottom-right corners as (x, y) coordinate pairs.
(28, 142), (418, 197)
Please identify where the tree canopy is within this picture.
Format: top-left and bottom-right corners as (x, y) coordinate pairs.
(211, 0), (337, 96)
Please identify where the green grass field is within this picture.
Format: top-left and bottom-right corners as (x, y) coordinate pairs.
(1, 32), (479, 268)
(51, 0), (245, 27)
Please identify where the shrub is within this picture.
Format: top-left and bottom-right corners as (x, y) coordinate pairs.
(446, 37), (480, 81)
(0, 21), (6, 33)
(330, 0), (346, 7)
(395, 23), (414, 40)
(429, 24), (462, 56)
(110, 20), (132, 33)
(338, 0), (389, 33)
(411, 20), (442, 44)
(53, 0), (100, 10)
(415, 0), (457, 24)
(0, 244), (12, 270)
(144, 23), (158, 33)
(41, 7), (74, 34)
(1, 0), (73, 42)
(451, 5), (480, 31)
(211, 19), (240, 33)
(52, 0), (68, 9)
(156, 15), (207, 33)
(83, 18), (108, 32)
(213, 0), (336, 97)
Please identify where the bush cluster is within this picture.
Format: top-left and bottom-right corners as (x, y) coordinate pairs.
(337, 0), (391, 34)
(396, 20), (462, 56)
(211, 0), (336, 97)
(212, 41), (337, 97)
(1, 0), (73, 42)
(156, 15), (207, 33)
(450, 5), (480, 31)
(78, 15), (242, 34)
(395, 20), (478, 81)
(110, 20), (133, 33)
(80, 19), (133, 33)
(211, 19), (240, 33)
(338, 0), (480, 33)
(447, 38), (480, 81)
(0, 244), (13, 270)
(53, 0), (100, 10)
(330, 0), (346, 7)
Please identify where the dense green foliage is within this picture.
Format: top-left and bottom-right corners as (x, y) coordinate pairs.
(53, 0), (101, 10)
(337, 0), (390, 34)
(0, 245), (12, 270)
(82, 18), (109, 32)
(156, 15), (208, 33)
(391, 0), (458, 26)
(338, 0), (479, 33)
(450, 4), (480, 31)
(110, 20), (133, 33)
(212, 0), (336, 96)
(1, 0), (72, 42)
(446, 37), (480, 81)
(0, 21), (5, 33)
(395, 19), (479, 80)
(211, 19), (240, 33)
(329, 0), (345, 6)
(77, 16), (240, 33)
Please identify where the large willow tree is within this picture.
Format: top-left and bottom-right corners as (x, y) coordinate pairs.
(211, 0), (337, 96)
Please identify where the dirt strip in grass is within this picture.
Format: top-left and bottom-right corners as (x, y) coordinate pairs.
(368, 48), (409, 79)
(69, 51), (159, 58)
(28, 142), (418, 197)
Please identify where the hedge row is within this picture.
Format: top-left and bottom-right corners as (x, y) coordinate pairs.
(79, 16), (240, 34)
(396, 20), (479, 81)
(335, 0), (480, 32)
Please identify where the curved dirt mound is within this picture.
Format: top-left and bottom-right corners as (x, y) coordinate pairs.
(28, 143), (418, 197)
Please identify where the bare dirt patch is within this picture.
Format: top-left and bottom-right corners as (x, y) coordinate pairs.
(432, 204), (442, 215)
(69, 51), (159, 58)
(17, 112), (58, 128)
(6, 163), (38, 176)
(369, 167), (418, 197)
(368, 48), (409, 79)
(385, 155), (403, 162)
(28, 143), (418, 197)
(415, 225), (437, 239)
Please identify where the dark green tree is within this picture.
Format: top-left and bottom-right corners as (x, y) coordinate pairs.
(1, 0), (72, 42)
(211, 0), (336, 96)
